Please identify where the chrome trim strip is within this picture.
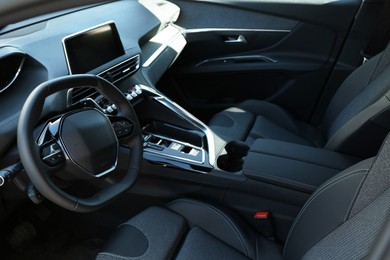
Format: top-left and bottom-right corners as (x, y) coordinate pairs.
(183, 28), (291, 33)
(143, 26), (185, 68)
(196, 54), (277, 67)
(0, 55), (26, 93)
(140, 85), (216, 167)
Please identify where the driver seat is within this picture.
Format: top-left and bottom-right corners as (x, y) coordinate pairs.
(96, 134), (390, 259)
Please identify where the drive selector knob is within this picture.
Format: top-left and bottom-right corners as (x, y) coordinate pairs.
(217, 141), (249, 172)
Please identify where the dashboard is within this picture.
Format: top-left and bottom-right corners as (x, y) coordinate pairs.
(0, 0), (193, 166)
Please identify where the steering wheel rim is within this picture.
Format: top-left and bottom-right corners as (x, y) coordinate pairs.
(17, 74), (143, 212)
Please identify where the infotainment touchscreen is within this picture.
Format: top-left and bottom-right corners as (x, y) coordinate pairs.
(63, 22), (125, 74)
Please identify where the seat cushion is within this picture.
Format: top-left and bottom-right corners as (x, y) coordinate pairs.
(96, 207), (187, 260)
(96, 199), (283, 260)
(209, 100), (324, 146)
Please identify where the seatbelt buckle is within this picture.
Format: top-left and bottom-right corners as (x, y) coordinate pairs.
(253, 211), (274, 238)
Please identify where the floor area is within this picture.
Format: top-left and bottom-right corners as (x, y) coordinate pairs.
(1, 203), (105, 260)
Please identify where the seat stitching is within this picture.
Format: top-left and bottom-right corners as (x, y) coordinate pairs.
(168, 199), (251, 256)
(97, 252), (132, 259)
(343, 174), (368, 222)
(244, 168), (317, 192)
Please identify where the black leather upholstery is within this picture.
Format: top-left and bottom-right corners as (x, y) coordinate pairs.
(97, 133), (390, 259)
(209, 47), (390, 158)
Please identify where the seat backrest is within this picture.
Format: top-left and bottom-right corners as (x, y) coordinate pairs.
(283, 133), (390, 259)
(322, 43), (390, 158)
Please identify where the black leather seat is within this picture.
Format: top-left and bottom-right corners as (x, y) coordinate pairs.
(96, 134), (390, 260)
(209, 44), (390, 158)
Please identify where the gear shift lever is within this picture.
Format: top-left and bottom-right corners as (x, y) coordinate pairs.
(218, 141), (250, 172)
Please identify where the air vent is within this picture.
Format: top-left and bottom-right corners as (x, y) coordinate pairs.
(98, 55), (140, 83)
(69, 55), (140, 105)
(0, 47), (26, 93)
(69, 87), (100, 105)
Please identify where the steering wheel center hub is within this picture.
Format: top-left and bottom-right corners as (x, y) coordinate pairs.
(60, 109), (118, 176)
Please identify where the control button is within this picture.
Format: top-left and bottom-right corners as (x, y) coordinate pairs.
(189, 148), (199, 157)
(126, 93), (133, 101)
(44, 152), (65, 166)
(41, 142), (65, 167)
(111, 104), (117, 110)
(130, 91), (138, 98)
(112, 120), (134, 138)
(134, 85), (142, 95)
(171, 143), (182, 151)
(106, 106), (114, 113)
(41, 146), (52, 158)
(143, 135), (151, 142)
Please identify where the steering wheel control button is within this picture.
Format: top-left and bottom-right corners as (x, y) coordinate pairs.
(112, 120), (134, 138)
(41, 143), (65, 167)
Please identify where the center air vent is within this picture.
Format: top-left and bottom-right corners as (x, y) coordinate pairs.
(69, 54), (140, 105)
(69, 87), (100, 105)
(98, 54), (140, 83)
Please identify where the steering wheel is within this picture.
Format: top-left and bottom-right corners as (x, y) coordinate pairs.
(17, 74), (143, 213)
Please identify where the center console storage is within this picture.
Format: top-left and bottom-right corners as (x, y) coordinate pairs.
(243, 139), (360, 192)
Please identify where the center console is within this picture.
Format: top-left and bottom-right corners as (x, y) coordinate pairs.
(136, 85), (216, 173)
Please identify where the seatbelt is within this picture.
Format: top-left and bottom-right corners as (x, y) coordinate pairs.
(362, 0), (390, 60)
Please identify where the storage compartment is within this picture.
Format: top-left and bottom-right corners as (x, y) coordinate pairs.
(243, 139), (360, 193)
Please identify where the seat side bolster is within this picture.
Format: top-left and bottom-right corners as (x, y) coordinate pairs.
(282, 159), (373, 260)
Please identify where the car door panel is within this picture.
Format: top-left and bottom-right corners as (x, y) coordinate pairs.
(157, 0), (361, 122)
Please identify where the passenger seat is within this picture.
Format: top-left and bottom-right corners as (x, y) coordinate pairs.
(209, 44), (390, 158)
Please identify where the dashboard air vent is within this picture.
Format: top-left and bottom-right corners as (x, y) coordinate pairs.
(69, 54), (140, 105)
(0, 47), (26, 94)
(98, 54), (140, 83)
(69, 87), (100, 104)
